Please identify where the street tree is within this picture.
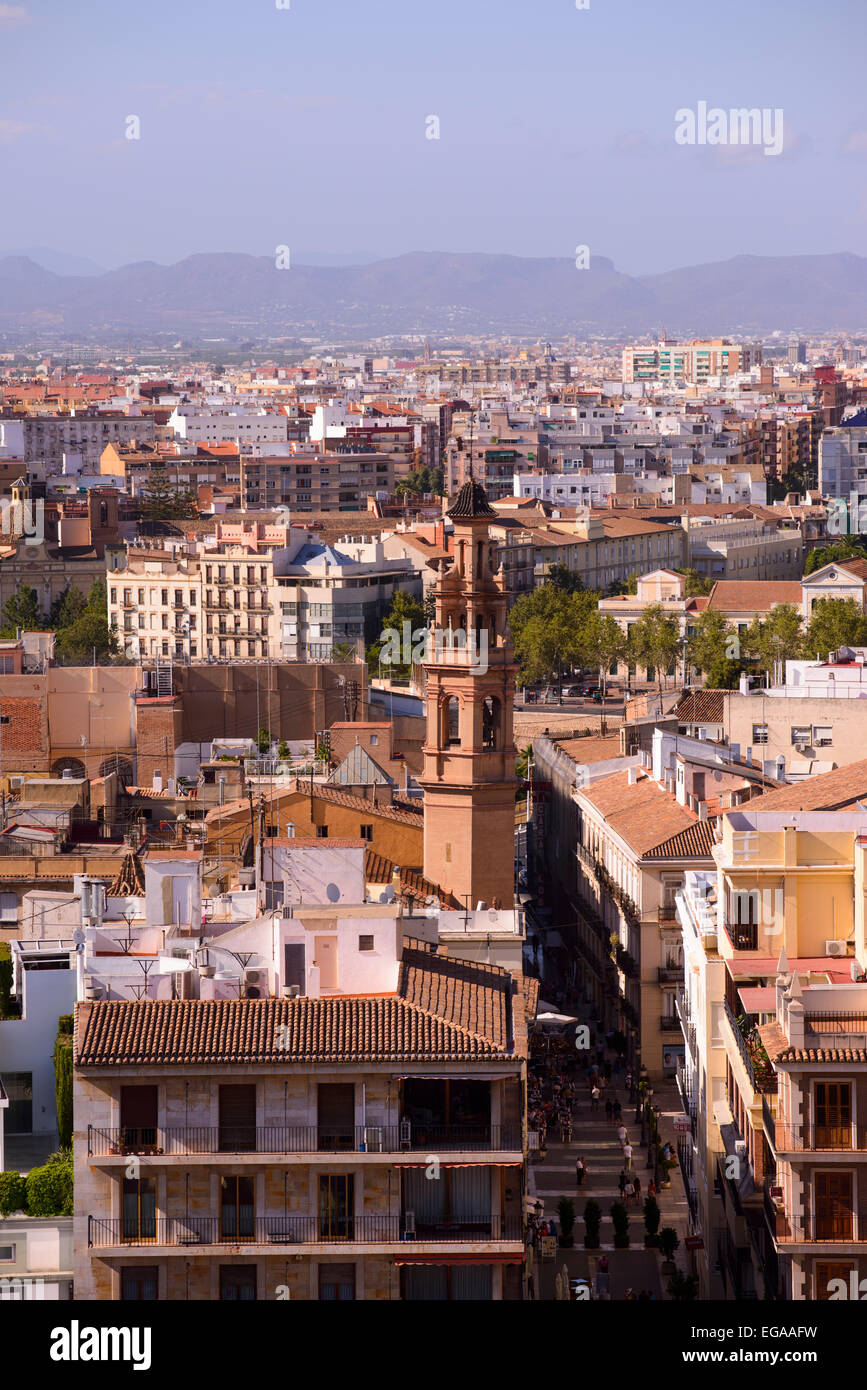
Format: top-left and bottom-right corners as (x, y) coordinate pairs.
(686, 609), (743, 688)
(580, 611), (626, 698)
(626, 604), (682, 701)
(741, 604), (803, 679)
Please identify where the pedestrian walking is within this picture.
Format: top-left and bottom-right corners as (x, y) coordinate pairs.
(613, 1100), (622, 1122)
(624, 1177), (635, 1206)
(617, 1124), (628, 1146)
(604, 1098), (613, 1122)
(633, 1175), (641, 1202)
(603, 1060), (612, 1080)
(623, 1142), (633, 1171)
(575, 1156), (586, 1187)
(590, 1085), (601, 1113)
(618, 1170), (626, 1197)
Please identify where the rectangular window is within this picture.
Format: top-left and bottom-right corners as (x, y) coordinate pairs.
(316, 825), (329, 839)
(791, 726), (811, 746)
(0, 893), (17, 923)
(319, 1264), (356, 1301)
(752, 724), (768, 745)
(359, 824), (373, 842)
(264, 880), (284, 911)
(359, 935), (374, 952)
(813, 726), (833, 747)
(219, 1265), (257, 1301)
(0, 1245), (15, 1262)
(121, 1266), (158, 1301)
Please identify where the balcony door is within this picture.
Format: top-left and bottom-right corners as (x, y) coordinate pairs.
(319, 1174), (354, 1241)
(815, 1171), (853, 1241)
(219, 1085), (256, 1153)
(122, 1175), (156, 1242)
(317, 1083), (355, 1151)
(220, 1176), (255, 1241)
(120, 1085), (158, 1152)
(814, 1083), (852, 1149)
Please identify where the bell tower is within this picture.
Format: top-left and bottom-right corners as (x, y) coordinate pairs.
(420, 478), (518, 910)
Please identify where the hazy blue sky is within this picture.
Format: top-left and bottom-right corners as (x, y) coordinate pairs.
(1, 0), (865, 273)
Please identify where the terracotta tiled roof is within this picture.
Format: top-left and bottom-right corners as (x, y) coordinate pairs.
(706, 581), (801, 613)
(552, 734), (622, 764)
(74, 943), (520, 1066)
(399, 940), (514, 1052)
(106, 852), (146, 897)
(364, 847), (457, 907)
(673, 690), (727, 724)
(313, 784), (423, 827)
(446, 479), (497, 520)
(522, 975), (540, 1023)
(747, 758), (867, 812)
(644, 820), (717, 860)
(579, 770), (701, 857)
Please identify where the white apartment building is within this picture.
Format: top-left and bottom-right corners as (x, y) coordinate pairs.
(168, 406), (290, 447)
(0, 412), (154, 470)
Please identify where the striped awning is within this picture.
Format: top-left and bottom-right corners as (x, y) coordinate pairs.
(393, 1252), (525, 1266)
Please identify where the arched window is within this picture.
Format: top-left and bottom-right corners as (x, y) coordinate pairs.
(447, 696), (460, 746)
(482, 696), (501, 749)
(440, 696), (460, 747)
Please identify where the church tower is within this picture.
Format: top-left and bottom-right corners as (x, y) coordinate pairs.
(420, 478), (519, 910)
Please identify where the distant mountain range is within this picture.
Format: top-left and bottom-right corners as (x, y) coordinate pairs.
(0, 249), (864, 339)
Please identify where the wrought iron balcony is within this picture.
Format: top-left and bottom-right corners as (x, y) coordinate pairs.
(87, 1123), (521, 1157)
(87, 1213), (523, 1248)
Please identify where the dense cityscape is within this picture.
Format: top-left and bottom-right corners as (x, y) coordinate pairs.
(1, 0), (866, 1366)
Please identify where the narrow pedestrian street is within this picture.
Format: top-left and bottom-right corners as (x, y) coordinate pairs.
(527, 1035), (692, 1300)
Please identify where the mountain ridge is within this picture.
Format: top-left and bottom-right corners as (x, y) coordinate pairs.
(0, 249), (863, 337)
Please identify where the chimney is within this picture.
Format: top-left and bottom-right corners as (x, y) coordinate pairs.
(627, 767), (638, 786)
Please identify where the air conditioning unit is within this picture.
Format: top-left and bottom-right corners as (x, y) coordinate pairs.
(852, 960), (866, 984)
(244, 967), (269, 999)
(8, 775), (23, 790)
(403, 1210), (416, 1240)
(282, 984), (301, 998)
(825, 940), (847, 958)
(734, 1139), (747, 1158)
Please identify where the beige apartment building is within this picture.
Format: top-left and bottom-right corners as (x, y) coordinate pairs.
(241, 451), (396, 511)
(685, 514), (803, 582)
(622, 339), (762, 385)
(527, 512), (687, 593)
(73, 943), (527, 1302)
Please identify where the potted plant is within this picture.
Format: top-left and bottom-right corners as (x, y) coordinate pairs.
(643, 1194), (661, 1247)
(659, 1226), (680, 1273)
(668, 1271), (699, 1300)
(557, 1197), (576, 1249)
(611, 1200), (630, 1248)
(583, 1198), (601, 1250)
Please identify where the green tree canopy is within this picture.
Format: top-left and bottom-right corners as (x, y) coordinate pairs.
(0, 583), (44, 636)
(626, 604), (682, 698)
(546, 563), (585, 593)
(366, 588), (426, 675)
(741, 604), (804, 677)
(803, 597), (867, 659)
(138, 471), (198, 521)
(676, 568), (714, 597)
(395, 465), (445, 497)
(509, 585), (592, 690)
(580, 611), (626, 694)
(49, 585), (87, 630)
(804, 537), (867, 576)
(54, 610), (118, 664)
(686, 609), (743, 688)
